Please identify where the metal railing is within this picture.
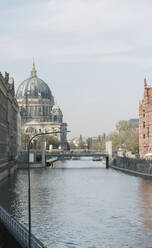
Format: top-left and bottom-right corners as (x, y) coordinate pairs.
(0, 206), (45, 248)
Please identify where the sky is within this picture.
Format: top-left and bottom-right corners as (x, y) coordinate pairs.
(1, 0), (152, 138)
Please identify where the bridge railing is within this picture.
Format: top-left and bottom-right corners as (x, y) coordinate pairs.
(0, 206), (45, 248)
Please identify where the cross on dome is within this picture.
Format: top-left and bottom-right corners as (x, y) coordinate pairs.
(31, 62), (37, 77)
(32, 63), (36, 72)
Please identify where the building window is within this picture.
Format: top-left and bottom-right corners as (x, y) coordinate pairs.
(143, 110), (145, 117)
(43, 106), (45, 116)
(54, 115), (57, 122)
(143, 121), (145, 128)
(147, 127), (149, 137)
(143, 134), (145, 139)
(35, 106), (37, 116)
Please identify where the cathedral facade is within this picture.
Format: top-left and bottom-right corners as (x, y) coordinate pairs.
(16, 64), (67, 149)
(139, 78), (152, 158)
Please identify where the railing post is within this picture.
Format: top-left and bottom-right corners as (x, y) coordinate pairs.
(106, 156), (109, 169)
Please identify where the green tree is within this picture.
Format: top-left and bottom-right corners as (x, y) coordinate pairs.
(78, 135), (85, 149)
(36, 135), (60, 150)
(36, 136), (42, 149)
(101, 133), (106, 151)
(46, 135), (59, 149)
(90, 141), (101, 150)
(109, 120), (139, 154)
(87, 133), (106, 151)
(87, 137), (92, 150)
(21, 134), (30, 150)
(66, 142), (70, 151)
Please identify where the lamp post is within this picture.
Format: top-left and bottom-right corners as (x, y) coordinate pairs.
(27, 130), (68, 248)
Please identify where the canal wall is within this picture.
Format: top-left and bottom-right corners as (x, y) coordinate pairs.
(0, 162), (17, 182)
(0, 221), (21, 248)
(0, 206), (45, 248)
(111, 156), (152, 178)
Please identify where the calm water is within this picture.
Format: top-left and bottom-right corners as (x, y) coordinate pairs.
(1, 160), (152, 247)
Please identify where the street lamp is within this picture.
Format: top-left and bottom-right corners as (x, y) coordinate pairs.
(27, 130), (68, 248)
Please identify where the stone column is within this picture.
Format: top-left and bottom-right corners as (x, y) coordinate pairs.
(106, 140), (112, 164)
(42, 135), (46, 167)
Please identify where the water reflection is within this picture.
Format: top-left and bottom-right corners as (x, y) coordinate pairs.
(0, 172), (24, 218)
(139, 179), (152, 229)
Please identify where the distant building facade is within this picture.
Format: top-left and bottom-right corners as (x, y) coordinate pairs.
(0, 72), (18, 181)
(129, 118), (139, 128)
(139, 78), (152, 158)
(16, 64), (67, 149)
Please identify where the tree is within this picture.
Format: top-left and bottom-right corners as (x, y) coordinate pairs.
(78, 135), (85, 149)
(101, 133), (106, 151)
(109, 120), (139, 154)
(87, 137), (92, 150)
(66, 142), (70, 151)
(69, 140), (77, 149)
(86, 133), (106, 151)
(46, 135), (59, 149)
(36, 136), (42, 149)
(36, 135), (60, 150)
(21, 134), (30, 150)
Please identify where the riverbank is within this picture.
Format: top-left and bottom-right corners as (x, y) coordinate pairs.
(111, 156), (152, 178)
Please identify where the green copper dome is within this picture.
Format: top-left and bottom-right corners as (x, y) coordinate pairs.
(16, 64), (53, 100)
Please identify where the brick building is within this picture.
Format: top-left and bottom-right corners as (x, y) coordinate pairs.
(139, 78), (152, 158)
(0, 72), (19, 181)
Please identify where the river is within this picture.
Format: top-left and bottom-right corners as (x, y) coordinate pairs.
(1, 159), (152, 247)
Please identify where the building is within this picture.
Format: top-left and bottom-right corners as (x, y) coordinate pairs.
(16, 64), (67, 149)
(0, 72), (19, 181)
(139, 78), (152, 158)
(17, 111), (22, 156)
(129, 118), (139, 128)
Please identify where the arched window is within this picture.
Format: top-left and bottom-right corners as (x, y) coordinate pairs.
(26, 127), (35, 133)
(54, 115), (57, 122)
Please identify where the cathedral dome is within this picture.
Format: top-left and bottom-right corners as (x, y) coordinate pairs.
(16, 64), (53, 100)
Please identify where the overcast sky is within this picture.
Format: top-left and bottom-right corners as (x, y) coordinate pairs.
(1, 0), (152, 138)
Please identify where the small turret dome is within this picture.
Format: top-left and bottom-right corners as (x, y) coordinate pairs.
(51, 104), (63, 123)
(52, 104), (60, 111)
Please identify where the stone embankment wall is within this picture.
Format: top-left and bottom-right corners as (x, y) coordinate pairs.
(0, 222), (21, 248)
(111, 157), (152, 177)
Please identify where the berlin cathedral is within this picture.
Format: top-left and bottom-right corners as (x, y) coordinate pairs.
(16, 63), (67, 149)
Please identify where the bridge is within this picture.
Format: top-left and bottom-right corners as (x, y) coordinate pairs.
(46, 152), (110, 168)
(18, 151), (111, 168)
(46, 152), (107, 158)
